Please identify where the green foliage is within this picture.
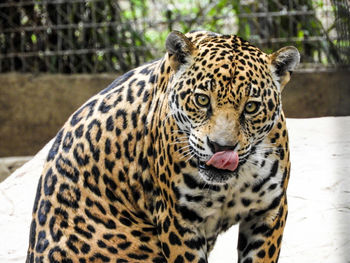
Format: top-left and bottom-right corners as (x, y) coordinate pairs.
(144, 0), (345, 66)
(1, 0), (348, 73)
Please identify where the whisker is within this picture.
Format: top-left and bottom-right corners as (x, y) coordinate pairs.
(178, 144), (191, 150)
(254, 146), (282, 150)
(178, 148), (192, 155)
(251, 150), (279, 155)
(175, 145), (191, 153)
(180, 150), (195, 160)
(185, 153), (195, 163)
(178, 146), (192, 154)
(170, 140), (188, 145)
(169, 130), (190, 136)
(244, 158), (274, 167)
(174, 136), (189, 140)
(162, 111), (177, 125)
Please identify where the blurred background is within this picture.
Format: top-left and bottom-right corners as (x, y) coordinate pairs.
(1, 0), (350, 72)
(0, 0), (349, 170)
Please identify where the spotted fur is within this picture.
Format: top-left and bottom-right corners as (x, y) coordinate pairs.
(26, 30), (299, 263)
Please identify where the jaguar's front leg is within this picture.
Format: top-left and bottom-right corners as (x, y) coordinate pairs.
(237, 193), (288, 263)
(157, 211), (208, 263)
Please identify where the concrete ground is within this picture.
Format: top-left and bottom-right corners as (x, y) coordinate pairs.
(0, 117), (349, 262)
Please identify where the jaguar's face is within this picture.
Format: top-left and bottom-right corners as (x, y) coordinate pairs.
(166, 31), (299, 184)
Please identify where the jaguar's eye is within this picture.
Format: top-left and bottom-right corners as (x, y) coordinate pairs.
(244, 101), (260, 114)
(195, 94), (210, 107)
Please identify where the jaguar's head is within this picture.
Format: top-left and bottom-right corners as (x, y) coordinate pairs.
(166, 31), (299, 184)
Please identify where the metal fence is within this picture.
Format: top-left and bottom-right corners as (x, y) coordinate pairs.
(0, 0), (349, 73)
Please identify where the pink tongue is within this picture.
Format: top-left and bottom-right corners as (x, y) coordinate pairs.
(206, 151), (239, 171)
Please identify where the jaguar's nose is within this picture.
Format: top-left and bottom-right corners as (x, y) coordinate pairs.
(207, 137), (238, 153)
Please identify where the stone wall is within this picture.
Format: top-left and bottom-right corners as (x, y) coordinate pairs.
(282, 70), (350, 118)
(0, 70), (349, 157)
(0, 74), (115, 157)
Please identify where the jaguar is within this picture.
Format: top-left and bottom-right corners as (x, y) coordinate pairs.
(26, 30), (299, 263)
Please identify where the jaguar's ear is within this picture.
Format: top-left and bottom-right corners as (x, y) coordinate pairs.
(269, 46), (300, 91)
(166, 31), (195, 71)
